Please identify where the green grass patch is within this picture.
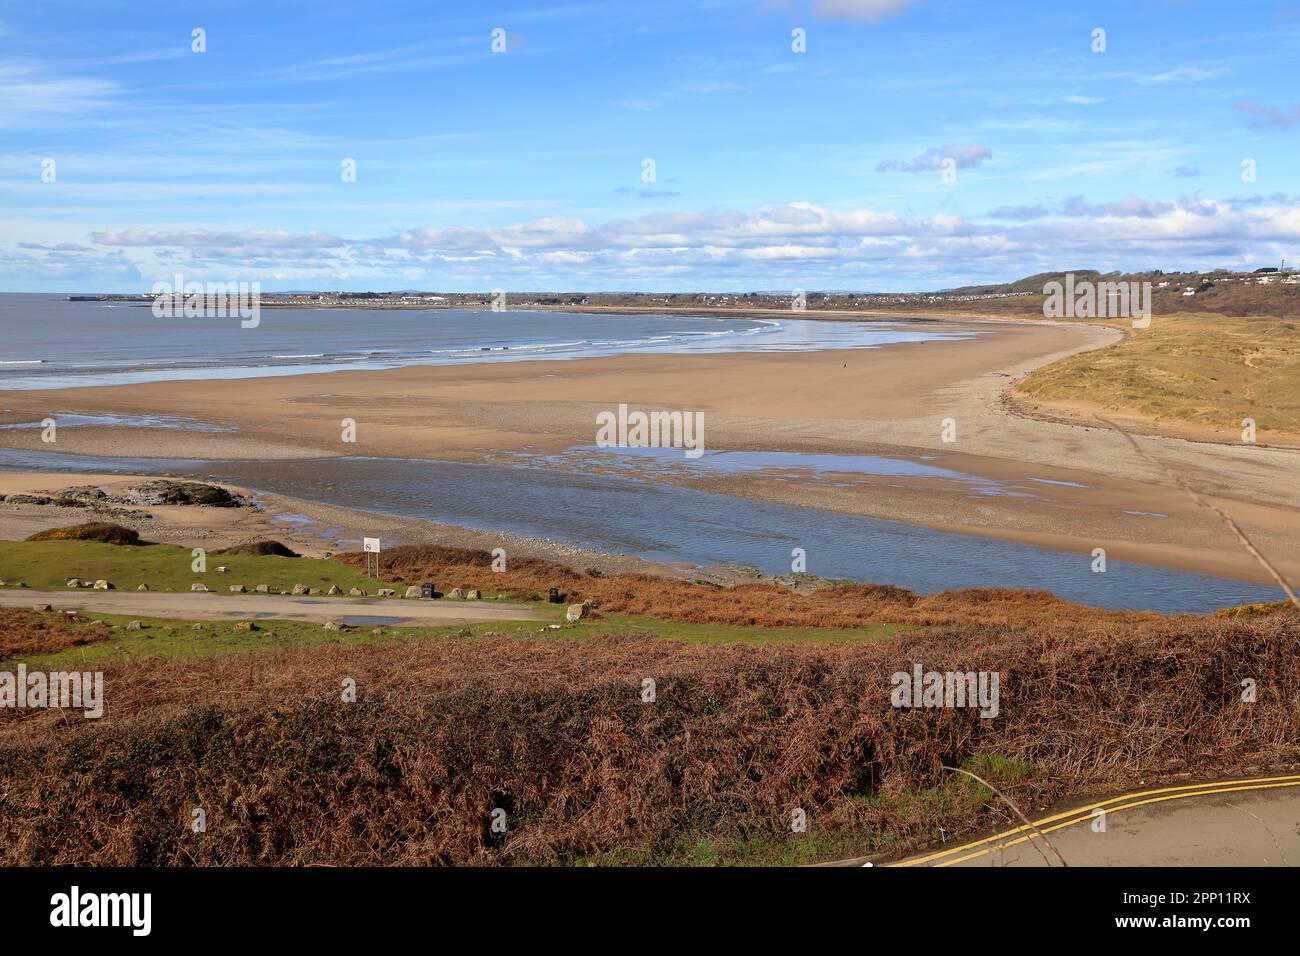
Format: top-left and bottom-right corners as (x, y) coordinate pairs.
(16, 605), (902, 669)
(0, 539), (395, 594)
(19, 612), (567, 669)
(587, 613), (904, 644)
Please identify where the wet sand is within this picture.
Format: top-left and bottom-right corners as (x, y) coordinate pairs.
(1, 317), (1298, 587)
(0, 471), (673, 578)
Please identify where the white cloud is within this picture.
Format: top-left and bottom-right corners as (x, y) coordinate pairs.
(11, 194), (1300, 290)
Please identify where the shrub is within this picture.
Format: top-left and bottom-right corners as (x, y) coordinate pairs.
(26, 523), (142, 546)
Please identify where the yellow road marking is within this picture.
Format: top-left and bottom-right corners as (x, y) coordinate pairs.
(892, 774), (1300, 867)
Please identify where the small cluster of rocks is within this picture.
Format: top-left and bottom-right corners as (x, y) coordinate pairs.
(119, 480), (248, 508)
(3, 485), (144, 520)
(2, 479), (245, 516)
(62, 578), (114, 590)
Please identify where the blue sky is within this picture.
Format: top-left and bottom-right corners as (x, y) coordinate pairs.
(3, 0), (1299, 292)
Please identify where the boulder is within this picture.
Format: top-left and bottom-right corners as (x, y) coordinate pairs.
(327, 585), (342, 595)
(191, 583), (210, 592)
(32, 604), (52, 612)
(291, 583), (310, 595)
(122, 480), (245, 508)
(448, 587), (465, 600)
(377, 588), (396, 597)
(137, 583), (149, 591)
(308, 588), (321, 595)
(126, 620), (144, 631)
(229, 584), (246, 593)
(566, 603), (587, 623)
(50, 486), (106, 507)
(233, 621), (259, 632)
(4, 494), (53, 505)
(323, 620), (344, 631)
(65, 578), (82, 589)
(348, 588), (365, 597)
(254, 584), (271, 594)
(404, 586), (423, 599)
(93, 579), (113, 590)
(191, 623), (203, 630)
(216, 566), (229, 573)
(466, 589), (481, 600)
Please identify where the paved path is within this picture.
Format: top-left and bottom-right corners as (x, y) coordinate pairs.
(0, 589), (549, 626)
(891, 775), (1300, 867)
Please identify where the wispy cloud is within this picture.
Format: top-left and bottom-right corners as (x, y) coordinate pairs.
(877, 144), (991, 173)
(0, 63), (120, 128)
(1234, 100), (1300, 128)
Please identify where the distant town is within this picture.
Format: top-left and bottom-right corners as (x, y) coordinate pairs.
(65, 265), (1299, 318)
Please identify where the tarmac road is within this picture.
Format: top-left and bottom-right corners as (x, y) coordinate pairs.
(0, 589), (550, 626)
(892, 775), (1300, 867)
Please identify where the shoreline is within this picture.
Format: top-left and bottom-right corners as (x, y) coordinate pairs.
(0, 471), (687, 580)
(1, 317), (1298, 591)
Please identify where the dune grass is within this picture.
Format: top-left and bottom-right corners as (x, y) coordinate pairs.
(1018, 312), (1300, 438)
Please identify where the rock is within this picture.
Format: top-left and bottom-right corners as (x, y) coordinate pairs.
(371, 627), (384, 636)
(377, 588), (396, 597)
(232, 620), (259, 631)
(404, 586), (423, 599)
(13, 581), (26, 588)
(192, 623), (203, 630)
(4, 494), (53, 505)
(32, 604), (52, 612)
(47, 485), (107, 506)
(229, 584), (246, 593)
(122, 479), (246, 508)
(308, 588), (321, 595)
(348, 588), (365, 597)
(566, 603), (587, 623)
(255, 584), (270, 594)
(466, 589), (481, 600)
(323, 620), (344, 631)
(448, 587), (465, 600)
(216, 566), (229, 573)
(137, 583), (149, 591)
(126, 620), (144, 631)
(65, 578), (82, 588)
(327, 585), (342, 595)
(291, 583), (309, 595)
(191, 583), (210, 592)
(93, 579), (113, 590)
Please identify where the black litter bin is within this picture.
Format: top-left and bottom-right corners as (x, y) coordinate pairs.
(421, 582), (437, 599)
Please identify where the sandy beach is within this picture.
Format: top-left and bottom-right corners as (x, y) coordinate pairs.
(2, 316), (1299, 587)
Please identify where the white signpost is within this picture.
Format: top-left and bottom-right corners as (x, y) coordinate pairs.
(363, 537), (381, 578)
